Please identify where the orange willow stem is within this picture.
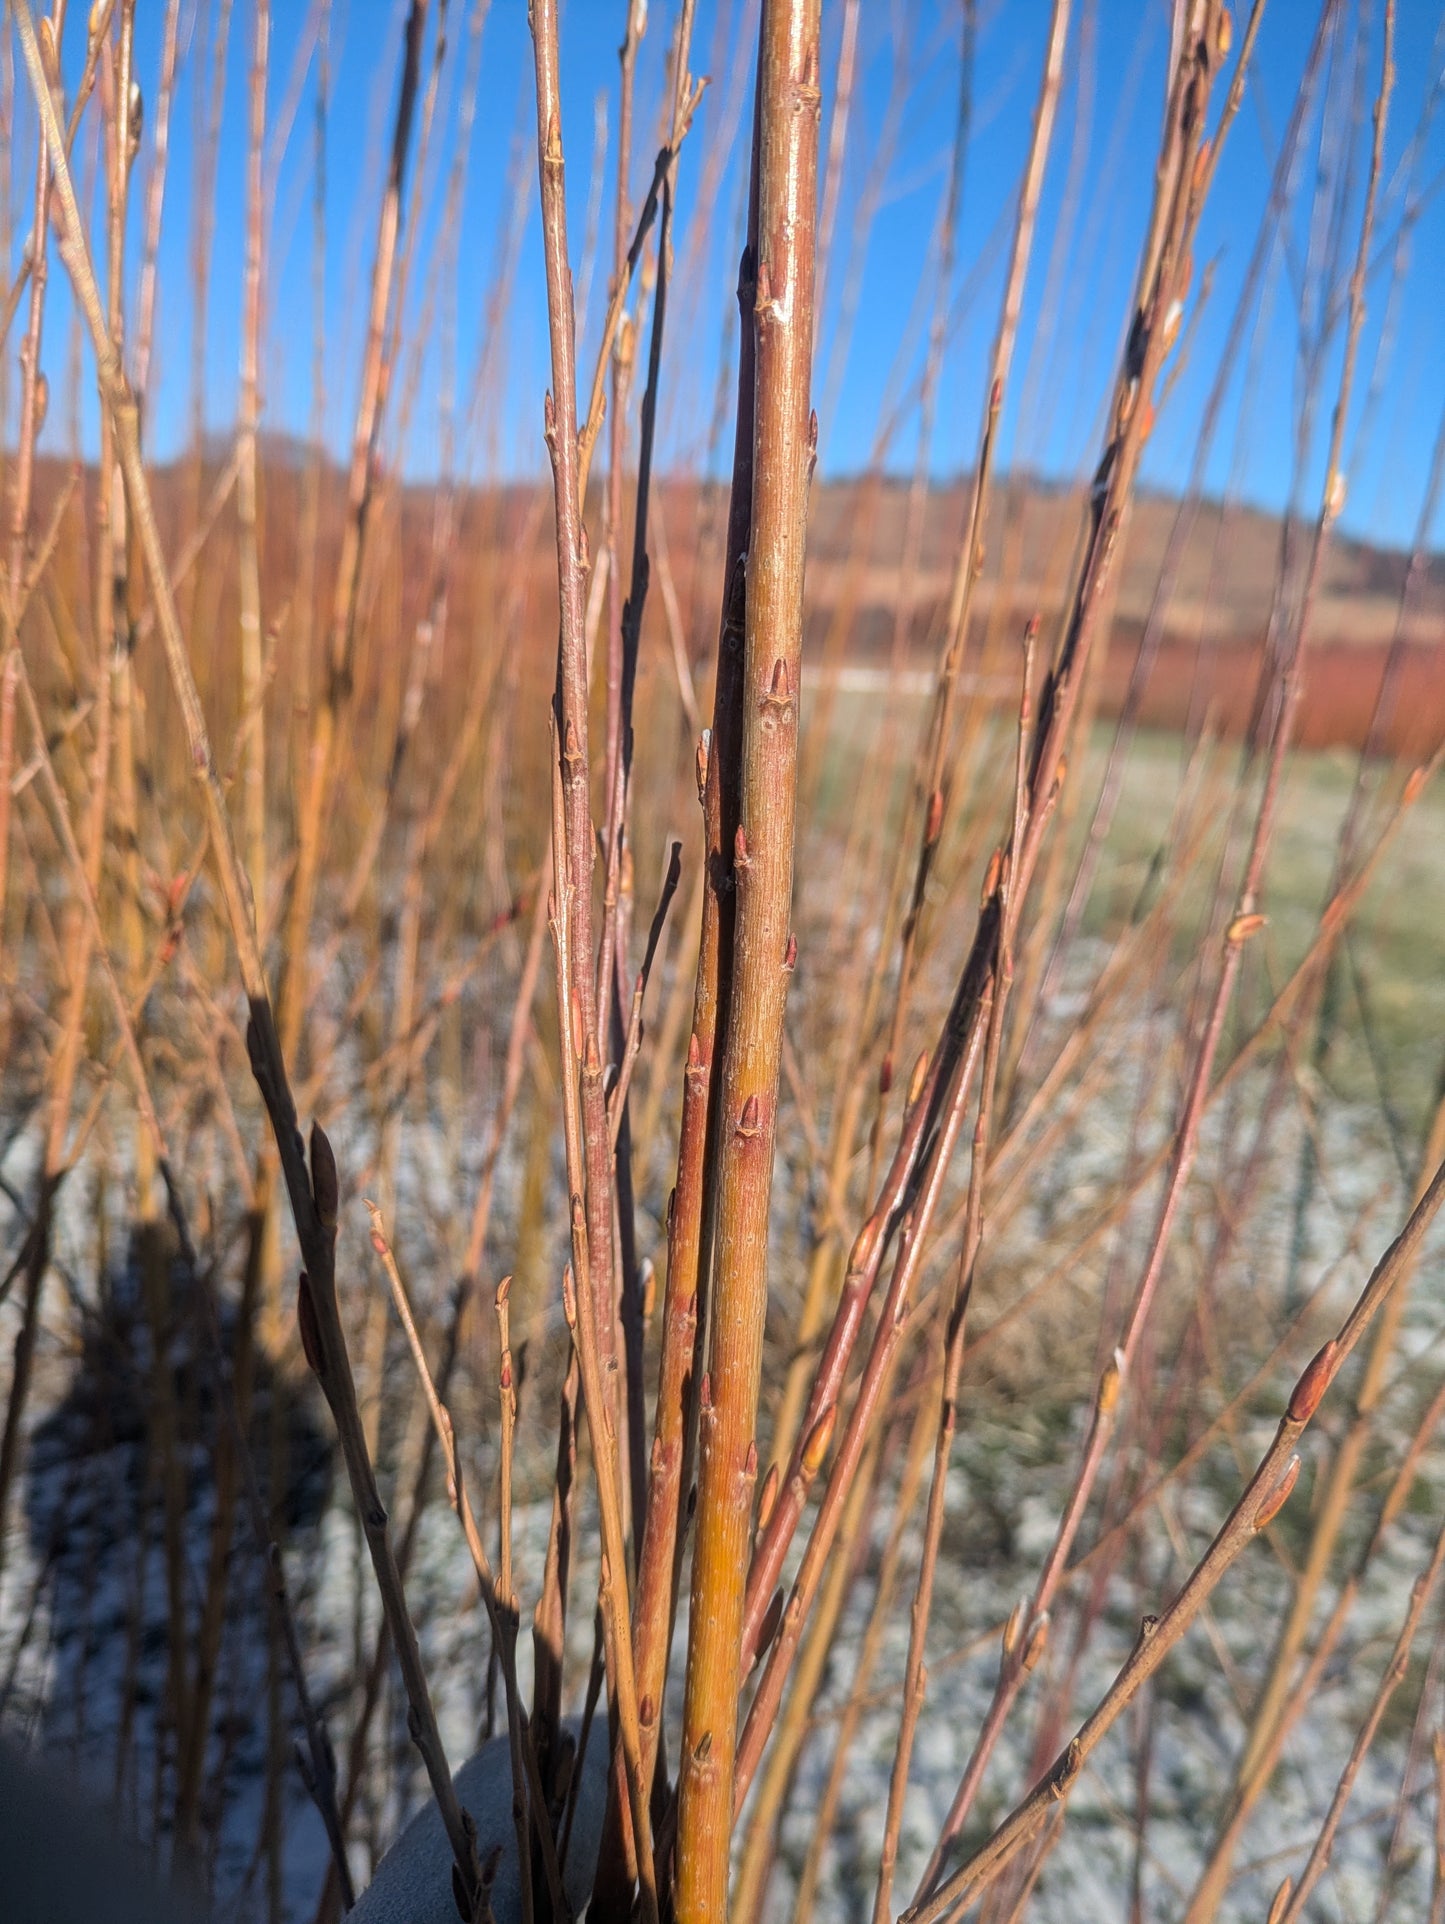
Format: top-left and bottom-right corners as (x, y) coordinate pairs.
(675, 4), (822, 1914)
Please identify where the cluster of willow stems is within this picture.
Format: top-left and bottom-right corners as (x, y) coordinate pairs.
(3, 1), (1445, 1922)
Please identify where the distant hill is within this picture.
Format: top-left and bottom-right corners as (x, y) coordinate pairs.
(23, 445), (1444, 757)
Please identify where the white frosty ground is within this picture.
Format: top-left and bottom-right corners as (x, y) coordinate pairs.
(2, 1026), (1443, 1921)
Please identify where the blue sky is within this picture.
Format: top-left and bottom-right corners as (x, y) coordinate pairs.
(19, 0), (1445, 551)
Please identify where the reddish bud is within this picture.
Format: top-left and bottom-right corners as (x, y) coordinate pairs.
(1253, 1455), (1301, 1532)
(736, 1093), (761, 1139)
(783, 932), (798, 972)
(878, 1053), (895, 1097)
(1288, 1339), (1337, 1423)
(924, 787), (945, 847)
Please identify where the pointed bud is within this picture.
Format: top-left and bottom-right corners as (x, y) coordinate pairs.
(848, 1213), (883, 1278)
(696, 730), (710, 802)
(878, 1053), (894, 1097)
(496, 1274), (512, 1308)
(1052, 1737), (1083, 1796)
(801, 1405), (836, 1477)
(1002, 1597), (1026, 1657)
(1226, 911), (1267, 946)
(310, 1123), (339, 1230)
(924, 787), (945, 847)
(1288, 1339), (1337, 1423)
(734, 823), (751, 869)
(1254, 1455), (1301, 1531)
(1097, 1351), (1124, 1418)
(907, 1051), (930, 1108)
(736, 1093), (761, 1139)
(1267, 1878), (1293, 1924)
(1022, 1610), (1050, 1672)
(754, 1586), (785, 1665)
(561, 1264), (578, 1329)
(756, 1463), (780, 1533)
(783, 932), (798, 972)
